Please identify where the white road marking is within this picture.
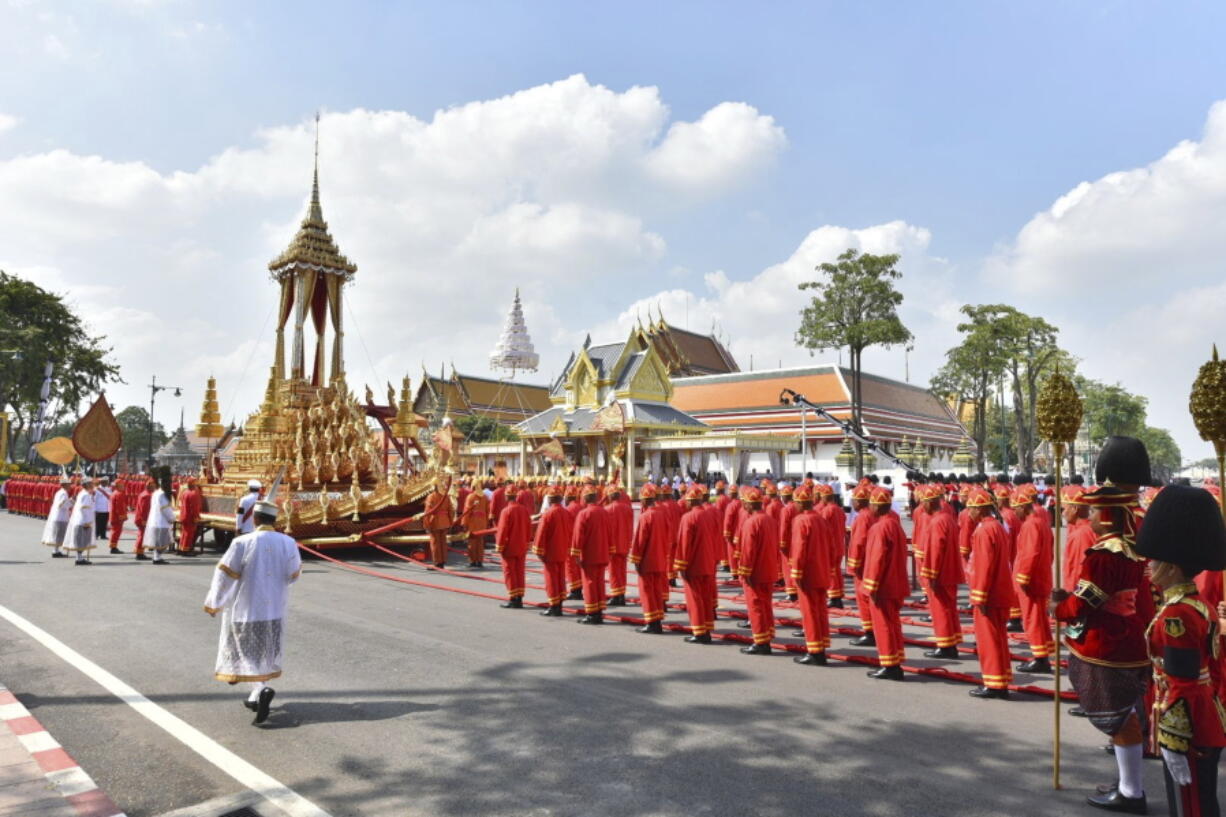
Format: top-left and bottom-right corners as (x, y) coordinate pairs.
(0, 602), (333, 817)
(18, 730), (60, 752)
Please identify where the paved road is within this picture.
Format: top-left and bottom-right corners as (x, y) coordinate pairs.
(0, 512), (1191, 816)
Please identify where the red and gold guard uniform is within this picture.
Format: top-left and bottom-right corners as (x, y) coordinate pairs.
(132, 481), (154, 557)
(495, 487), (532, 602)
(777, 486), (800, 599)
(674, 488), (719, 638)
(790, 491), (831, 656)
(177, 479), (202, 553)
(723, 491), (745, 579)
(846, 486), (877, 633)
(108, 485), (129, 549)
(533, 489), (574, 610)
(604, 487), (633, 602)
(571, 493), (611, 616)
(967, 493), (1015, 691)
(631, 486), (671, 626)
(817, 487), (848, 601)
(422, 487), (454, 568)
(459, 490), (490, 566)
(1013, 492), (1055, 661)
(862, 488), (909, 669)
(918, 485), (964, 651)
(737, 489), (781, 648)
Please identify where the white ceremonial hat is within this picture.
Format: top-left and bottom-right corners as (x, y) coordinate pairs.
(253, 499), (279, 518)
(247, 479), (262, 490)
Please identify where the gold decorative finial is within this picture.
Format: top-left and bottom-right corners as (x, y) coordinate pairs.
(1191, 345), (1226, 449)
(309, 111), (322, 224)
(1037, 364), (1083, 445)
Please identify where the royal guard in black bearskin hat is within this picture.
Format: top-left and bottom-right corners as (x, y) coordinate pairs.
(1135, 485), (1226, 817)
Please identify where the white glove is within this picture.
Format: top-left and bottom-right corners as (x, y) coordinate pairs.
(1162, 748), (1193, 786)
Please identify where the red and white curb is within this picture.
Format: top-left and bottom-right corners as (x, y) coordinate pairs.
(0, 684), (126, 817)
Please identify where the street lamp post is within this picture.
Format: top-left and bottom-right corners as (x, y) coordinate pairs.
(147, 375), (181, 472)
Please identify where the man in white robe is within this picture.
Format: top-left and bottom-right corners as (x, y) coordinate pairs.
(41, 478), (73, 558)
(144, 476), (175, 564)
(65, 478), (97, 565)
(203, 499), (300, 725)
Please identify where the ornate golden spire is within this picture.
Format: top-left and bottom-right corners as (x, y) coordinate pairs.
(195, 376), (225, 439)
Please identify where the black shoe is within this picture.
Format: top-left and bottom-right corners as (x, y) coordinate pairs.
(669, 578), (678, 588)
(786, 593), (798, 602)
(794, 652), (827, 666)
(850, 633), (876, 647)
(51, 551), (67, 558)
(135, 554), (150, 561)
(740, 643), (771, 655)
(1017, 657), (1053, 674)
(719, 564), (730, 573)
(792, 630), (806, 638)
(866, 665), (904, 681)
(684, 633), (712, 644)
(1069, 705), (1088, 717)
(500, 597), (524, 609)
(152, 559), (168, 565)
(637, 621), (663, 634)
(244, 699), (258, 712)
(74, 559), (91, 566)
(918, 595), (929, 605)
(467, 561), (478, 568)
(969, 686), (1010, 700)
(178, 551), (198, 557)
(827, 598), (844, 609)
(577, 613), (603, 625)
(109, 548), (122, 554)
(433, 563), (446, 570)
(253, 687), (275, 724)
(473, 563), (483, 569)
(1085, 789), (1147, 814)
(923, 646), (960, 659)
(567, 589), (584, 601)
(539, 605), (563, 617)
(736, 620), (751, 629)
(607, 595), (627, 607)
(1006, 618), (1024, 633)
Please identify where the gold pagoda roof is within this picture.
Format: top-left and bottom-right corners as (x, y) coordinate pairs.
(267, 162), (357, 280)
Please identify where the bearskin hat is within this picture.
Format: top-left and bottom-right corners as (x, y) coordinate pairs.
(1095, 435), (1152, 487)
(1070, 474), (1085, 486)
(1134, 485), (1226, 573)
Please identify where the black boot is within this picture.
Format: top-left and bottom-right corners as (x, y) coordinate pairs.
(740, 643), (771, 655)
(866, 665), (904, 681)
(850, 633), (876, 647)
(637, 621), (663, 634)
(1006, 617), (1024, 633)
(1017, 657), (1053, 674)
(669, 578), (678, 588)
(786, 593), (798, 602)
(684, 633), (712, 644)
(827, 598), (844, 609)
(135, 553), (150, 561)
(539, 605), (563, 617)
(607, 594), (627, 607)
(794, 651), (827, 666)
(109, 548), (122, 554)
(1085, 789), (1146, 814)
(500, 597), (524, 609)
(577, 612), (604, 625)
(253, 687), (276, 724)
(923, 646), (960, 659)
(567, 588), (584, 601)
(968, 686), (1010, 700)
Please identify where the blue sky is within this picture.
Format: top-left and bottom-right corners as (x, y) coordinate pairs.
(3, 1), (1226, 458)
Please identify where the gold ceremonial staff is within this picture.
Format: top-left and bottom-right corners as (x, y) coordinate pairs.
(1036, 365), (1082, 790)
(1190, 346), (1226, 603)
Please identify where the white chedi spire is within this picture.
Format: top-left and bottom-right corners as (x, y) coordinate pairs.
(489, 289), (540, 374)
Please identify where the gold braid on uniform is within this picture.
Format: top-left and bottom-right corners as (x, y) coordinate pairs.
(1158, 698), (1194, 754)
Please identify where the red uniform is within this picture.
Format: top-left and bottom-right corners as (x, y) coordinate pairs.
(1062, 517), (1096, 592)
(862, 511), (909, 668)
(496, 500), (532, 600)
(819, 498), (848, 599)
(108, 488), (129, 548)
(919, 506), (964, 649)
(516, 488), (536, 515)
(571, 502), (612, 614)
(969, 516), (1014, 690)
(723, 500), (746, 576)
(133, 486), (153, 556)
(632, 505), (671, 623)
(605, 497), (633, 599)
(564, 498), (583, 593)
(460, 491), (490, 566)
(674, 503), (719, 636)
(790, 508), (831, 654)
(422, 489), (454, 567)
(778, 499), (800, 597)
(999, 505), (1023, 620)
(533, 501), (575, 606)
(1055, 535), (1151, 669)
(178, 486), (202, 553)
(847, 510), (878, 632)
(1014, 511), (1055, 658)
(737, 509), (781, 645)
(490, 485), (508, 523)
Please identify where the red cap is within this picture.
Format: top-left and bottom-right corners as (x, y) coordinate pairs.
(793, 487), (813, 503)
(966, 487), (995, 508)
(640, 484), (657, 500)
(869, 487), (893, 505)
(741, 487), (763, 503)
(685, 486), (707, 502)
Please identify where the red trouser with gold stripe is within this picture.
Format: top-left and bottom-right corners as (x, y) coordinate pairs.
(501, 554), (525, 599)
(542, 561), (567, 606)
(134, 527), (146, 555)
(1018, 589), (1054, 658)
(566, 554), (582, 592)
(682, 573), (716, 635)
(853, 575), (873, 631)
(781, 551), (797, 597)
(638, 571), (668, 622)
(928, 583), (963, 648)
(108, 520), (124, 547)
(179, 522), (197, 553)
(827, 564), (846, 600)
(607, 553), (628, 597)
(581, 563), (607, 613)
(743, 581), (776, 645)
(868, 597), (904, 667)
(973, 604), (1012, 689)
(797, 584), (830, 653)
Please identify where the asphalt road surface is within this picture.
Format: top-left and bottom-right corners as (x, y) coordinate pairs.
(0, 512), (1198, 817)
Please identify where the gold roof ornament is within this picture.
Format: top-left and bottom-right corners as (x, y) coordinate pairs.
(952, 437), (975, 469)
(896, 436), (913, 465)
(834, 437), (856, 468)
(391, 376), (421, 439)
(196, 376), (225, 439)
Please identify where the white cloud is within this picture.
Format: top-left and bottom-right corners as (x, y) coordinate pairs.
(42, 33), (69, 59)
(0, 114), (17, 134)
(989, 99), (1226, 459)
(0, 75), (787, 432)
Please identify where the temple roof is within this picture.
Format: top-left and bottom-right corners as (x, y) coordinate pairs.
(267, 132), (357, 280)
(644, 318), (738, 376)
(415, 368), (551, 424)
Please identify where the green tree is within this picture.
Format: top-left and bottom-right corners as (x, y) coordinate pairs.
(454, 414), (519, 444)
(0, 271), (121, 461)
(114, 406), (168, 466)
(995, 308), (1062, 471)
(1137, 426), (1181, 483)
(1076, 377), (1147, 445)
(929, 305), (1012, 473)
(796, 248), (912, 477)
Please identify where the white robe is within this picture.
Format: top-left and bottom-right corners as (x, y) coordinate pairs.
(65, 490), (95, 552)
(144, 489), (174, 551)
(41, 488), (72, 547)
(203, 527), (301, 683)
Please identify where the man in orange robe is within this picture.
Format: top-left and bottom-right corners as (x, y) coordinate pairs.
(496, 484), (532, 609)
(178, 477), (203, 555)
(790, 487), (831, 665)
(422, 482), (454, 569)
(460, 487), (490, 568)
(631, 484), (671, 633)
(863, 486), (909, 680)
(737, 487), (780, 655)
(533, 485), (573, 616)
(674, 485), (719, 643)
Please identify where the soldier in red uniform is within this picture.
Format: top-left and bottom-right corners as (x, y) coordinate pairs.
(562, 486), (584, 600)
(422, 482), (454, 569)
(1061, 485), (1095, 591)
(604, 483), (633, 607)
(107, 479), (129, 554)
(459, 487), (490, 568)
(632, 484), (671, 634)
(917, 484), (964, 659)
(495, 483), (532, 609)
(533, 485), (573, 616)
(862, 486), (908, 680)
(723, 485), (745, 580)
(1012, 485), (1055, 673)
(1135, 485), (1226, 817)
(737, 487), (780, 655)
(846, 485), (878, 643)
(790, 487), (831, 665)
(674, 485), (719, 643)
(177, 477), (203, 555)
(132, 478), (154, 561)
(967, 487), (1015, 698)
(816, 484), (848, 608)
(1054, 485), (1152, 812)
(571, 485), (611, 624)
(712, 481), (731, 572)
(777, 484), (799, 602)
